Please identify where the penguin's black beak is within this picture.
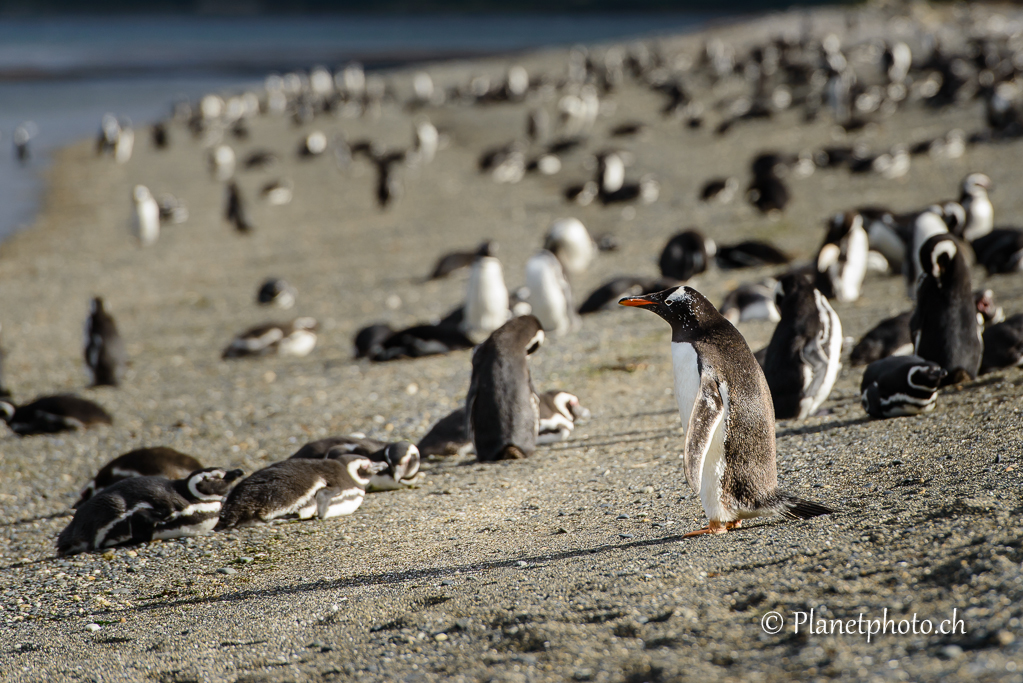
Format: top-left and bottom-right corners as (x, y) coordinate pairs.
(618, 294), (656, 307)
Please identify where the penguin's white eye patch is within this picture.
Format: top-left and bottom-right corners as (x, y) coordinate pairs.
(665, 287), (691, 304)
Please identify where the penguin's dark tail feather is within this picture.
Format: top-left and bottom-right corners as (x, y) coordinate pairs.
(775, 493), (835, 520)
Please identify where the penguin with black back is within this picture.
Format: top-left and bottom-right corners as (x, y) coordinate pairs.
(417, 407), (473, 457)
(257, 278), (297, 309)
(658, 230), (715, 281)
(429, 241), (494, 280)
(84, 297), (127, 387)
(715, 240), (790, 269)
(537, 390), (590, 443)
(466, 315), (545, 462)
(579, 277), (677, 315)
(619, 286), (834, 536)
(0, 394), (112, 436)
(57, 467), (243, 555)
(75, 447), (203, 508)
(225, 181), (253, 233)
(972, 228), (1023, 274)
(860, 355), (946, 419)
(911, 234), (982, 384)
(761, 274), (843, 420)
(849, 311), (914, 366)
(289, 436), (421, 490)
(980, 314), (1023, 374)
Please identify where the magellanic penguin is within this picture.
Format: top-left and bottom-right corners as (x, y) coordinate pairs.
(971, 228), (1023, 274)
(417, 407), (473, 457)
(537, 390), (590, 443)
(131, 185), (160, 247)
(57, 468), (243, 556)
(84, 297), (127, 387)
(816, 211), (869, 303)
(619, 286), (834, 536)
(905, 206), (952, 299)
(256, 278), (297, 309)
(221, 318), (318, 359)
(849, 311), (914, 366)
(544, 218), (597, 275)
(289, 436), (422, 491)
(860, 355), (946, 419)
(525, 250), (578, 336)
(761, 274), (843, 420)
(74, 447), (204, 508)
(718, 281), (780, 324)
(980, 314), (1023, 374)
(467, 315), (545, 462)
(461, 254), (511, 343)
(911, 234), (983, 384)
(215, 454), (387, 528)
(0, 394), (112, 436)
(658, 229), (715, 282)
(957, 173), (993, 241)
(578, 276), (678, 315)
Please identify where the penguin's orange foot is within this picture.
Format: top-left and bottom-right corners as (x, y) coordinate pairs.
(682, 519), (735, 538)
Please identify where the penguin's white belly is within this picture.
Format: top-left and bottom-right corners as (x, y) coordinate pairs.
(671, 342), (732, 522)
(278, 330), (317, 357)
(837, 227), (869, 302)
(321, 489), (365, 518)
(526, 266), (569, 335)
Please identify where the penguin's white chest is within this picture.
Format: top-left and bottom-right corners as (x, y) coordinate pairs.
(670, 342), (731, 522)
(525, 260), (569, 334)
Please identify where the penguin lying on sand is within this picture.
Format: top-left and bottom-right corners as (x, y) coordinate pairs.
(257, 278), (297, 309)
(75, 447), (203, 508)
(222, 318), (317, 359)
(58, 468), (243, 555)
(861, 355), (946, 419)
(537, 390), (590, 443)
(0, 394), (112, 436)
(417, 407), (473, 456)
(290, 437), (421, 490)
(579, 277), (677, 315)
(619, 286), (834, 536)
(980, 314), (1023, 374)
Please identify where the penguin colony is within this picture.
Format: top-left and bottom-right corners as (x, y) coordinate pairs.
(9, 5), (1023, 556)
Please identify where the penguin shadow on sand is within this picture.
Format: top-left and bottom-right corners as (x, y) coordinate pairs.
(775, 415), (870, 439)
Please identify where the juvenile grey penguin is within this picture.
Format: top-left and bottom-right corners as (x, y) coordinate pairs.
(619, 286), (834, 536)
(911, 234), (982, 384)
(525, 250), (578, 336)
(57, 467), (243, 556)
(216, 454), (386, 528)
(84, 297), (127, 387)
(0, 394), (112, 436)
(761, 274), (843, 420)
(289, 436), (421, 491)
(466, 315), (545, 462)
(75, 447), (203, 507)
(537, 390), (590, 443)
(860, 355), (946, 419)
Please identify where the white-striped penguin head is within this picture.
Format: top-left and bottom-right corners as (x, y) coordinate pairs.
(618, 285), (726, 341)
(186, 467), (244, 500)
(382, 441), (421, 481)
(327, 451), (389, 487)
(918, 234), (959, 284)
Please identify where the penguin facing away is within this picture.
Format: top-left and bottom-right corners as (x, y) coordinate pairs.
(619, 286), (834, 536)
(84, 297), (127, 387)
(57, 467), (243, 556)
(467, 315), (545, 462)
(75, 447), (203, 508)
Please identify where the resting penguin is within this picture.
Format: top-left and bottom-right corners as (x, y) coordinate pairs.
(429, 241), (494, 280)
(816, 212), (869, 303)
(761, 274), (843, 420)
(578, 276), (678, 315)
(971, 228), (1023, 274)
(537, 390), (590, 443)
(0, 394), (112, 436)
(910, 234), (982, 384)
(57, 468), (243, 556)
(658, 230), (715, 282)
(417, 407), (473, 457)
(718, 281), (780, 324)
(619, 286), (834, 536)
(467, 315), (545, 462)
(860, 355), (946, 419)
(980, 314), (1023, 374)
(849, 311), (914, 366)
(75, 447), (204, 508)
(84, 297), (127, 387)
(221, 318), (318, 359)
(461, 254), (511, 343)
(543, 218), (597, 274)
(256, 278), (297, 309)
(714, 240), (790, 269)
(215, 454), (387, 528)
(289, 436), (421, 491)
(525, 250), (578, 336)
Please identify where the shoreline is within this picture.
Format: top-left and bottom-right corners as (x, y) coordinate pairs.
(2, 4), (1023, 681)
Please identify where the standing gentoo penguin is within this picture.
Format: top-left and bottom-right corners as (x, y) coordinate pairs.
(543, 218), (597, 274)
(816, 212), (869, 302)
(911, 234), (983, 384)
(256, 278), (297, 309)
(84, 297), (127, 387)
(525, 250), (578, 336)
(619, 286), (833, 536)
(221, 318), (318, 359)
(0, 394), (112, 436)
(761, 274), (843, 420)
(466, 315), (545, 462)
(537, 390), (590, 443)
(57, 468), (243, 555)
(658, 229), (715, 282)
(860, 355), (946, 419)
(980, 314), (1023, 374)
(74, 447), (204, 508)
(131, 185), (160, 246)
(461, 254), (511, 343)
(958, 173), (994, 241)
(215, 454), (387, 528)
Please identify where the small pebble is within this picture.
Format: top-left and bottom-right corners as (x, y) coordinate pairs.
(238, 557), (254, 564)
(941, 645), (963, 659)
(217, 567), (237, 575)
(641, 486), (655, 494)
(441, 579), (455, 586)
(617, 514), (630, 520)
(620, 533), (634, 539)
(515, 561), (528, 568)
(434, 633), (448, 641)
(85, 624), (101, 633)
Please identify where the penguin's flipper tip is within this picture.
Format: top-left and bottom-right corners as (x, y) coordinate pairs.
(780, 496), (836, 520)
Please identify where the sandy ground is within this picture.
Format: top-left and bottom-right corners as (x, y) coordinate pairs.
(0, 5), (1022, 682)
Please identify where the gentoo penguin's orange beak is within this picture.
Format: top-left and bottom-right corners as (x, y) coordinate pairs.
(618, 295), (655, 307)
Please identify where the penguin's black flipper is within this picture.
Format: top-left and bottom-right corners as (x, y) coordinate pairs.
(314, 487), (343, 519)
(776, 493), (835, 520)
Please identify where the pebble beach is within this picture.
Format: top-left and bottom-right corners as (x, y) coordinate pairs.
(1, 4), (1023, 682)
